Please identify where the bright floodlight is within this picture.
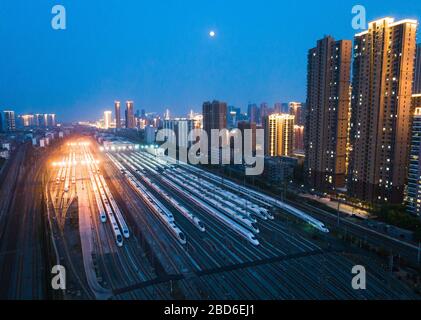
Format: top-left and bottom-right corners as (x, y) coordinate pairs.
(209, 30), (216, 37)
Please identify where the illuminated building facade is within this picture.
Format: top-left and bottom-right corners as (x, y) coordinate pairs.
(305, 36), (352, 191)
(115, 101), (121, 129)
(348, 18), (418, 204)
(264, 114), (295, 157)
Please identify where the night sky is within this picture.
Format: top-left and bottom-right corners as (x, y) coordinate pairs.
(0, 0), (420, 121)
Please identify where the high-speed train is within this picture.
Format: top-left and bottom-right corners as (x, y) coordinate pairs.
(167, 173), (260, 234)
(183, 163), (329, 233)
(99, 175), (130, 239)
(173, 170), (259, 223)
(109, 154), (186, 245)
(94, 173), (123, 246)
(160, 175), (259, 246)
(141, 176), (207, 232)
(109, 214), (124, 247)
(183, 182), (259, 246)
(175, 168), (273, 220)
(123, 168), (187, 245)
(89, 171), (107, 223)
(151, 177), (206, 232)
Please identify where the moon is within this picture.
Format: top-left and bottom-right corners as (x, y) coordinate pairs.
(209, 30), (216, 38)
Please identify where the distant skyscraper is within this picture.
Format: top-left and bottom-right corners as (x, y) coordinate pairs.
(348, 18), (418, 204)
(125, 101), (135, 129)
(264, 114), (295, 157)
(281, 103), (289, 113)
(274, 103), (282, 114)
(164, 109), (171, 120)
(289, 102), (304, 126)
(238, 121), (257, 153)
(2, 111), (16, 132)
(305, 35), (352, 191)
(145, 126), (156, 144)
(247, 103), (259, 124)
(115, 101), (121, 129)
(406, 94), (421, 216)
(294, 125), (305, 154)
(104, 111), (112, 129)
(188, 111), (203, 129)
(414, 44), (421, 94)
(46, 114), (56, 127)
(260, 103), (271, 125)
(34, 114), (44, 127)
(20, 114), (35, 127)
(202, 100), (227, 137)
(43, 114), (48, 128)
(164, 118), (195, 149)
(227, 106), (241, 128)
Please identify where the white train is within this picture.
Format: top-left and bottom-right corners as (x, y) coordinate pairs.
(174, 168), (272, 220)
(133, 152), (162, 168)
(162, 175), (259, 246)
(167, 173), (260, 234)
(143, 175), (206, 232)
(109, 213), (124, 247)
(109, 154), (187, 244)
(116, 154), (206, 234)
(95, 174), (123, 246)
(131, 153), (160, 173)
(89, 171), (107, 223)
(99, 175), (130, 239)
(273, 200), (330, 233)
(124, 170), (187, 245)
(161, 177), (260, 246)
(122, 152), (259, 246)
(185, 165), (329, 233)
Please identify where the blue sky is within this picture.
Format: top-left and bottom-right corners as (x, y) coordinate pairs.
(0, 0), (420, 121)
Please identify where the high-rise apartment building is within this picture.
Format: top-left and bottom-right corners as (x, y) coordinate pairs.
(104, 111), (112, 129)
(414, 44), (421, 94)
(406, 94), (421, 216)
(34, 114), (44, 127)
(20, 114), (35, 127)
(46, 114), (56, 127)
(115, 101), (121, 129)
(260, 103), (271, 125)
(2, 111), (16, 132)
(188, 111), (203, 129)
(227, 106), (241, 129)
(274, 103), (282, 114)
(305, 36), (352, 191)
(202, 100), (227, 136)
(289, 102), (304, 126)
(247, 103), (259, 124)
(294, 125), (305, 154)
(163, 118), (196, 149)
(238, 121), (257, 153)
(264, 114), (295, 157)
(348, 18), (418, 204)
(125, 101), (135, 129)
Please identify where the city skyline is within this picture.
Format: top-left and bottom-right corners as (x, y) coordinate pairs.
(1, 1), (421, 122)
(2, 3), (421, 303)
